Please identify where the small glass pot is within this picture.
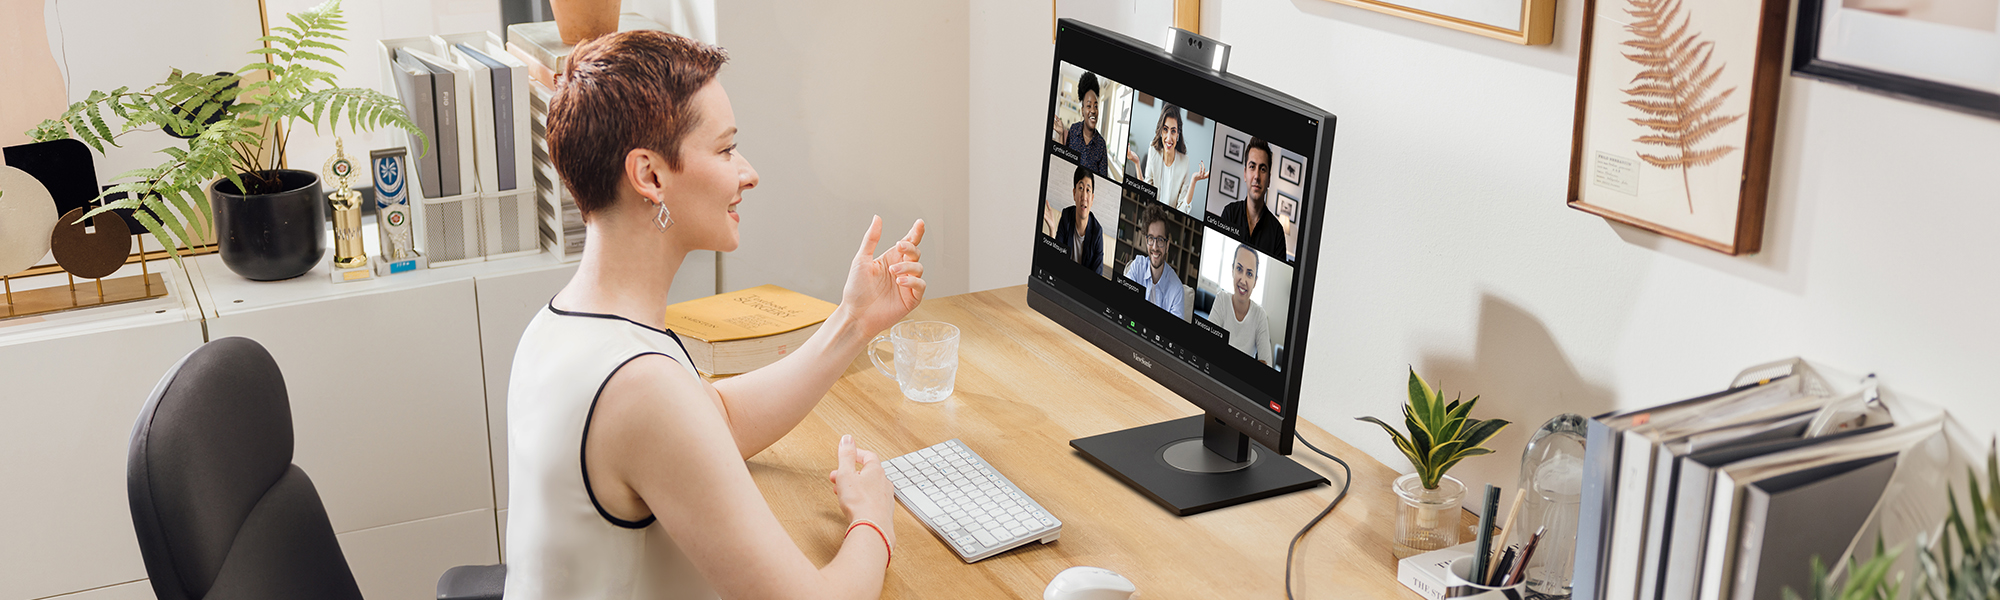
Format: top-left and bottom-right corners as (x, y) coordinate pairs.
(1393, 473), (1466, 559)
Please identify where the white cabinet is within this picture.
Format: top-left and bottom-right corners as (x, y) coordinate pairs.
(0, 268), (203, 600)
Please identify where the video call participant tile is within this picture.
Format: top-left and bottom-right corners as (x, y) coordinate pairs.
(1041, 154), (1121, 279)
(1193, 227), (1294, 369)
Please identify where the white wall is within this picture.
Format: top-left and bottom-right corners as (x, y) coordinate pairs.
(715, 0), (970, 302)
(971, 0), (2000, 508)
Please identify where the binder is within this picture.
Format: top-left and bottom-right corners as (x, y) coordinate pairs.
(389, 51), (441, 200)
(403, 48), (471, 198)
(454, 42), (519, 191)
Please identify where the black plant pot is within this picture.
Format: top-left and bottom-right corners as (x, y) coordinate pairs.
(210, 169), (326, 281)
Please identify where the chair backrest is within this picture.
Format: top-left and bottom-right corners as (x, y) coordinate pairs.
(127, 337), (362, 600)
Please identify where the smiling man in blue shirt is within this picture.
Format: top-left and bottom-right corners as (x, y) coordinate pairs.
(1122, 206), (1185, 318)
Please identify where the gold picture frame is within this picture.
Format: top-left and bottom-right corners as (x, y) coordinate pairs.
(1056, 0), (1202, 41)
(1321, 0), (1556, 45)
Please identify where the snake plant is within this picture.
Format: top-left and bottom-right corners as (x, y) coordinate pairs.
(1357, 368), (1510, 490)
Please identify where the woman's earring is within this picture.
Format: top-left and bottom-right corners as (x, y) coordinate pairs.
(653, 201), (674, 232)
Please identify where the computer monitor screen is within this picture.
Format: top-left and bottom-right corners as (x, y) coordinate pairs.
(1029, 20), (1336, 515)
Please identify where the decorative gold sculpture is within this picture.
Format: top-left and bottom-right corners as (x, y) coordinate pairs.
(325, 138), (368, 270)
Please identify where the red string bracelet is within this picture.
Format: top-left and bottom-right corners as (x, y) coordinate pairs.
(846, 519), (892, 566)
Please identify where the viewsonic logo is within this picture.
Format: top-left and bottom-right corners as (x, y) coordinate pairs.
(1132, 352), (1154, 369)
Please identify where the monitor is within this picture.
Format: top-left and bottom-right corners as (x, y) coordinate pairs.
(1030, 19), (1336, 516)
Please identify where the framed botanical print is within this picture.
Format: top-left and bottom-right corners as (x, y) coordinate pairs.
(1566, 0), (1790, 255)
(1793, 0), (2000, 119)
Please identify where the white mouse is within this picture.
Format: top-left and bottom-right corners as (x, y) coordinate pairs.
(1044, 566), (1137, 600)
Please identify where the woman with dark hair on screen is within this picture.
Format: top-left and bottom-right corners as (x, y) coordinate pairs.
(1125, 102), (1208, 214)
(1052, 71), (1110, 176)
(509, 30), (925, 600)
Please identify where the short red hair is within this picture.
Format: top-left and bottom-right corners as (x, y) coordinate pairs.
(546, 30), (729, 217)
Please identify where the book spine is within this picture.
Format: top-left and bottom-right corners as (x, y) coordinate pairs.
(1661, 460), (1716, 600)
(1728, 487), (1772, 600)
(1606, 430), (1659, 600)
(394, 52), (441, 200)
(493, 58), (516, 191)
(1638, 449), (1682, 600)
(1697, 473), (1742, 600)
(435, 65), (461, 197)
(1574, 417), (1620, 600)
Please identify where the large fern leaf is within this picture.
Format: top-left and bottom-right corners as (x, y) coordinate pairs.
(1619, 0), (1745, 213)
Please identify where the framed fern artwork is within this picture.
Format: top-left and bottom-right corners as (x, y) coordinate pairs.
(1566, 0), (1790, 255)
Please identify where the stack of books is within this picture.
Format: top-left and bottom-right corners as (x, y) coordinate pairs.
(379, 32), (539, 267)
(660, 285), (838, 377)
(505, 15), (676, 262)
(1571, 359), (1963, 600)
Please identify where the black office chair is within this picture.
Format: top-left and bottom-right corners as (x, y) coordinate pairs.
(128, 337), (503, 600)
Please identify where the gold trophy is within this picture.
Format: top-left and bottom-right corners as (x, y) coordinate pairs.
(325, 138), (372, 281)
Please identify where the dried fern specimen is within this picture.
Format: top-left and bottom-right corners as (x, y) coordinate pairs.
(1620, 0), (1744, 212)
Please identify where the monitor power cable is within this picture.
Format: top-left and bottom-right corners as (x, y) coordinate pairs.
(1285, 432), (1352, 600)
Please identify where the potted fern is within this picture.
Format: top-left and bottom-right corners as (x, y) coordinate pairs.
(29, 0), (421, 280)
(1359, 368), (1510, 558)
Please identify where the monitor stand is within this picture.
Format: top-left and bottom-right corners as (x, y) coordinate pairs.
(1071, 414), (1328, 516)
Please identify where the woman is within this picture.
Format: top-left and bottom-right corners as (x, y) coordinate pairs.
(1125, 103), (1208, 214)
(508, 31), (925, 599)
(1051, 71), (1109, 177)
(1205, 244), (1272, 365)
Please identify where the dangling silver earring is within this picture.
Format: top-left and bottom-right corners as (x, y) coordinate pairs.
(653, 201), (674, 232)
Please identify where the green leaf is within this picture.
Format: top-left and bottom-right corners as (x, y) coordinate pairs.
(1356, 416), (1420, 469)
(133, 210), (186, 266)
(1970, 467), (1992, 545)
(294, 51), (338, 67)
(299, 38), (343, 53)
(1459, 418), (1511, 450)
(1403, 405), (1432, 461)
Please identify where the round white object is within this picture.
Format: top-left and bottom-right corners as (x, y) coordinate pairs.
(0, 165), (60, 276)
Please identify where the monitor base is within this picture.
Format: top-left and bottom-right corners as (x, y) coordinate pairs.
(1071, 415), (1328, 516)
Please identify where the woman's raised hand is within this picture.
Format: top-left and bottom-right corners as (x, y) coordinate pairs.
(841, 216), (926, 337)
(829, 434), (896, 546)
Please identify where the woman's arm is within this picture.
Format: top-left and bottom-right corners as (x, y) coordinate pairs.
(712, 217), (926, 459)
(591, 356), (895, 600)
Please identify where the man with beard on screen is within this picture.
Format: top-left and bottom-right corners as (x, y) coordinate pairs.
(1122, 207), (1185, 317)
(1216, 138), (1286, 257)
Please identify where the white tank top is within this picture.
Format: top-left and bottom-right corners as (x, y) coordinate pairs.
(504, 304), (715, 600)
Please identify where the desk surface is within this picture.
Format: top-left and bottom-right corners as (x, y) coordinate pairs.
(749, 286), (1474, 599)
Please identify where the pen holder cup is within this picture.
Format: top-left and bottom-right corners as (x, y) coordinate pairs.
(1444, 555), (1528, 599)
(868, 320), (959, 403)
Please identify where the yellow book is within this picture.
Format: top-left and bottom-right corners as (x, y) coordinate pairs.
(662, 284), (838, 375)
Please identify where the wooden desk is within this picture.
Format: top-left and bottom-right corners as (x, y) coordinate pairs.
(749, 286), (1474, 599)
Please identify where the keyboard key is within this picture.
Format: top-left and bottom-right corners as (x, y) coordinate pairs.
(971, 528), (998, 547)
(901, 486), (944, 519)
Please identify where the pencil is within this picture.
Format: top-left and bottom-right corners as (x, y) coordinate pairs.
(1485, 487), (1528, 585)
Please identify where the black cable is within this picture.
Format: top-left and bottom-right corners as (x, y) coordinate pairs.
(1286, 433), (1353, 600)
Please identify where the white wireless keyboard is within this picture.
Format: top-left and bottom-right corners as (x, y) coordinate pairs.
(883, 439), (1062, 562)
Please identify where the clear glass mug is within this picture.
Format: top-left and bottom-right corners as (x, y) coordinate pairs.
(868, 321), (959, 403)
